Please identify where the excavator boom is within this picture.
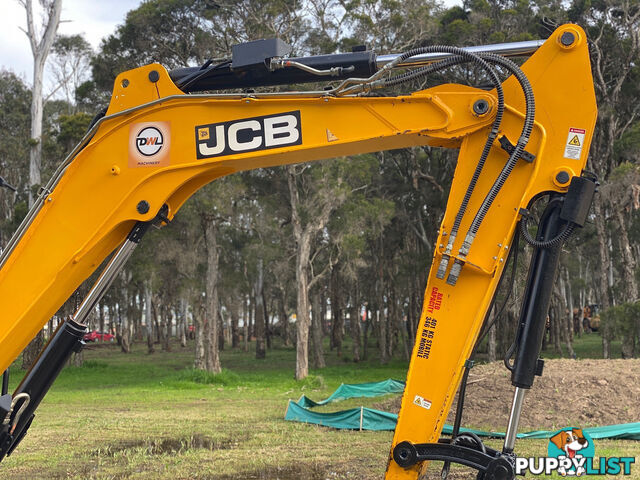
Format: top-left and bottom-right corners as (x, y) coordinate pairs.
(0, 24), (597, 479)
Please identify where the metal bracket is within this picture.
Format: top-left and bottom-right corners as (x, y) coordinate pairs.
(498, 136), (535, 163)
(37, 187), (52, 199)
(393, 440), (515, 480)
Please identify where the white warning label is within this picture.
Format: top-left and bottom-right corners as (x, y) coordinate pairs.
(413, 394), (432, 410)
(564, 127), (586, 160)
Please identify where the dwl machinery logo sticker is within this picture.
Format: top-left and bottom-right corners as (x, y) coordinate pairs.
(515, 427), (635, 476)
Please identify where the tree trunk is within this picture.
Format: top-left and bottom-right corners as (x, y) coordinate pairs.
(350, 291), (361, 362)
(222, 304), (231, 348)
(194, 305), (206, 369)
(218, 311), (224, 351)
(279, 290), (289, 347)
(330, 269), (343, 357)
(180, 297), (188, 348)
(294, 240), (312, 380)
(243, 295), (249, 352)
(255, 259), (266, 359)
(488, 322), (497, 362)
(363, 309), (370, 361)
(203, 216), (221, 373)
(375, 257), (388, 364)
(121, 311), (131, 353)
(231, 295), (240, 348)
(161, 305), (171, 352)
(614, 209), (638, 301)
(99, 301), (105, 334)
(311, 290), (325, 368)
(153, 300), (163, 345)
(25, 0), (61, 205)
(593, 197), (612, 357)
(21, 330), (44, 370)
(265, 301), (272, 350)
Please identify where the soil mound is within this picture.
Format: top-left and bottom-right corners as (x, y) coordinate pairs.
(374, 359), (640, 431)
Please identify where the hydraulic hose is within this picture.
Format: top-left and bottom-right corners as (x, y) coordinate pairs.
(462, 54), (536, 245)
(381, 47), (506, 249)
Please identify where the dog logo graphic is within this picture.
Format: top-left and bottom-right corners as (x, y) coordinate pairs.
(548, 428), (595, 476)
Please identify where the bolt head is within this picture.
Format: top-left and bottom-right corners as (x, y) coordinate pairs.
(137, 200), (150, 214)
(473, 99), (490, 116)
(556, 170), (570, 184)
(148, 70), (160, 83)
(560, 31), (575, 46)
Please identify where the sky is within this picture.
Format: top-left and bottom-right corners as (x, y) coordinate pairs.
(0, 0), (462, 91)
(0, 0), (140, 87)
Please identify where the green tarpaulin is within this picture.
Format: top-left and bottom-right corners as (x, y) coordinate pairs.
(284, 378), (640, 440)
(295, 379), (405, 408)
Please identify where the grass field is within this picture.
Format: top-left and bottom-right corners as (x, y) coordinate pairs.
(1, 334), (637, 479)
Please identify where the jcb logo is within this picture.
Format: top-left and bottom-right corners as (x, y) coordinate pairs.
(135, 127), (164, 156)
(196, 111), (302, 159)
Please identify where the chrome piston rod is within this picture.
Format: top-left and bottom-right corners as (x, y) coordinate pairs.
(503, 387), (527, 453)
(375, 39), (544, 69)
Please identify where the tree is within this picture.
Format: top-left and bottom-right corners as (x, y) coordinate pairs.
(568, 0), (640, 355)
(0, 72), (30, 247)
(19, 0), (62, 370)
(49, 34), (92, 111)
(20, 0), (62, 206)
(288, 163), (349, 379)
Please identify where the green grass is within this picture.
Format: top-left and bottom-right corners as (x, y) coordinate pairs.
(0, 334), (636, 479)
(540, 330), (623, 359)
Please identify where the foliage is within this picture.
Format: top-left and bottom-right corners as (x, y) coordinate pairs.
(600, 301), (640, 357)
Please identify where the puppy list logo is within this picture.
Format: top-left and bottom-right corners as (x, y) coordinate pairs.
(515, 427), (635, 476)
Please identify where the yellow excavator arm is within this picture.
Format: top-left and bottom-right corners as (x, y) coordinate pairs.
(0, 24), (597, 479)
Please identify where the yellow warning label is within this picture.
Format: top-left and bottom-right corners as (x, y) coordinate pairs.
(568, 135), (581, 146)
(326, 129), (339, 142)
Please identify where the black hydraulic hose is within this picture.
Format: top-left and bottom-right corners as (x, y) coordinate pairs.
(177, 59), (231, 91)
(384, 46), (506, 244)
(384, 54), (505, 251)
(463, 54), (536, 243)
(381, 55), (468, 87)
(520, 211), (575, 248)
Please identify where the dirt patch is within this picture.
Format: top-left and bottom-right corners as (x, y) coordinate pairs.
(374, 359), (640, 431)
(92, 433), (243, 457)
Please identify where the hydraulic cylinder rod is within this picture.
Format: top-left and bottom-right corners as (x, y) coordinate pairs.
(170, 39), (543, 92)
(375, 40), (544, 68)
(503, 198), (566, 454)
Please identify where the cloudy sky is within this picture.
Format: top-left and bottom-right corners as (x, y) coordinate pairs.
(0, 0), (140, 86)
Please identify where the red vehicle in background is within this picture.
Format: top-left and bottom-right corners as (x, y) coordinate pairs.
(83, 330), (115, 342)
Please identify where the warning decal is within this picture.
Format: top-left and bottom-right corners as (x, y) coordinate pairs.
(564, 127), (586, 160)
(413, 394), (432, 410)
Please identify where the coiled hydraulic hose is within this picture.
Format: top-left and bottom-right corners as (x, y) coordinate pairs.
(443, 53), (536, 283)
(380, 47), (506, 250)
(462, 54), (536, 246)
(519, 208), (575, 249)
